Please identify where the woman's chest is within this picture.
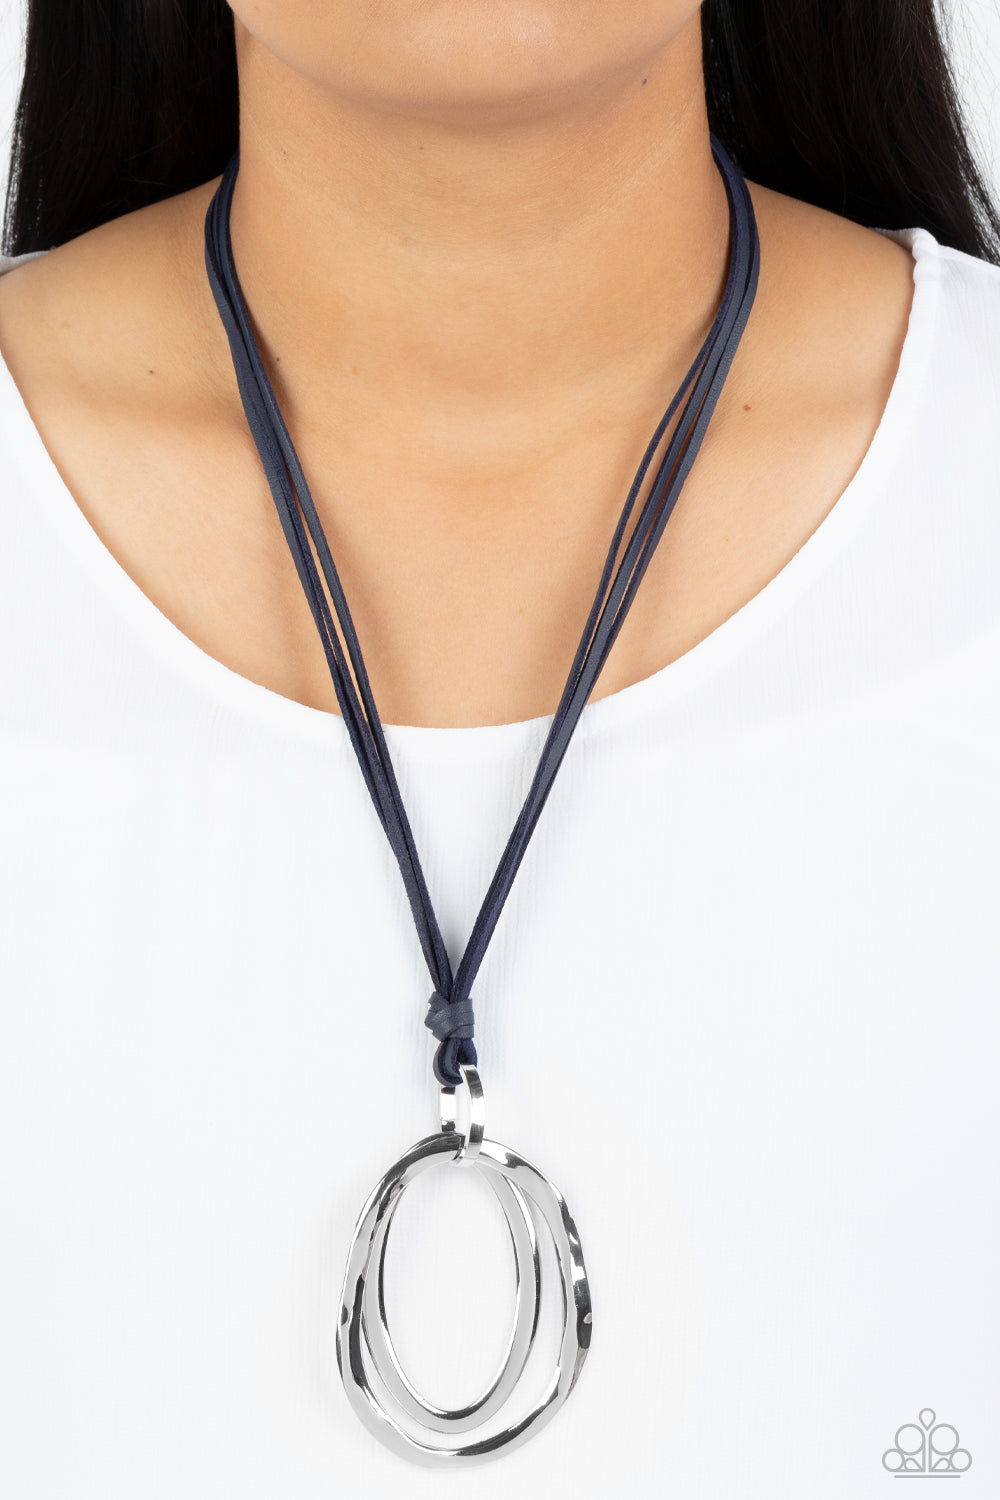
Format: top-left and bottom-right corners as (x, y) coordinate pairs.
(0, 700), (996, 1496)
(0, 218), (914, 729)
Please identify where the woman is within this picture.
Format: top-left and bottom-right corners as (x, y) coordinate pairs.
(0, 0), (997, 1492)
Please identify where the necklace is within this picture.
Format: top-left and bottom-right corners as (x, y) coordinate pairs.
(204, 133), (759, 1465)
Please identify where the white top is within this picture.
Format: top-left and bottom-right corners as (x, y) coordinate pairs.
(0, 223), (998, 1498)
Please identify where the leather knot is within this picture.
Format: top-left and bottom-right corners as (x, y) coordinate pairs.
(424, 991), (478, 1087)
(424, 991), (475, 1042)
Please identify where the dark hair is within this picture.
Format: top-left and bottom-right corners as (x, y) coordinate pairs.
(4, 0), (1000, 263)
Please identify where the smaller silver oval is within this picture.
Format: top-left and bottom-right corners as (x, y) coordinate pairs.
(360, 1157), (540, 1433)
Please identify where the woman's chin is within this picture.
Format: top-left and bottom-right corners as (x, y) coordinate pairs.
(230, 0), (696, 128)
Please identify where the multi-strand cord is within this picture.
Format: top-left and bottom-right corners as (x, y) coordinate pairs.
(204, 134), (760, 1086)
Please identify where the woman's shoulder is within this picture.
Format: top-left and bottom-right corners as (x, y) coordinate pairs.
(5, 171), (998, 425)
(0, 179), (228, 426)
(748, 179), (1000, 442)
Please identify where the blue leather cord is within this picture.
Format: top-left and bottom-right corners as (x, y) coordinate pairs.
(204, 134), (760, 1086)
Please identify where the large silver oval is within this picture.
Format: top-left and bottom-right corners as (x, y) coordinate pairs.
(336, 1124), (592, 1465)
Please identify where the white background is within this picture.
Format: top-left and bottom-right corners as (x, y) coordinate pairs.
(0, 0), (996, 228)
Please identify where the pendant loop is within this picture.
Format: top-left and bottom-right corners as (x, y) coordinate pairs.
(439, 1062), (485, 1162)
(337, 1096), (592, 1464)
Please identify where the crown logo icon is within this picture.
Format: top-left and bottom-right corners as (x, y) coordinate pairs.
(882, 1408), (972, 1476)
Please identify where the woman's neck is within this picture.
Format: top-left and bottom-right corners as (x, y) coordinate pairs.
(183, 11), (732, 462)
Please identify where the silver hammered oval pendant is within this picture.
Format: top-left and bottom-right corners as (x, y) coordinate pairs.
(336, 1064), (592, 1464)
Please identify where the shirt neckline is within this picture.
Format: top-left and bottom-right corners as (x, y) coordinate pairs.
(0, 224), (942, 759)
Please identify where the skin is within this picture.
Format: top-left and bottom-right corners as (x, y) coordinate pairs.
(0, 1), (917, 727)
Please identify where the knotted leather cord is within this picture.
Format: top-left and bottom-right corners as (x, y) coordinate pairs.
(204, 133), (760, 1086)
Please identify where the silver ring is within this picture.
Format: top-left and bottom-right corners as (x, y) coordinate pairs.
(438, 1062), (486, 1161)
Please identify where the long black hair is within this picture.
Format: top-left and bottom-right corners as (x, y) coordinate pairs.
(4, 0), (1000, 263)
